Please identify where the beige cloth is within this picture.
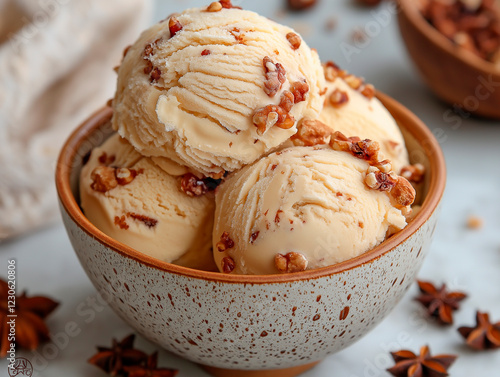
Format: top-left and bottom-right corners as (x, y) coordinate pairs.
(0, 0), (152, 240)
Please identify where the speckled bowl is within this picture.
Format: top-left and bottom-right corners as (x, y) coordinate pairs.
(398, 0), (500, 119)
(56, 92), (445, 377)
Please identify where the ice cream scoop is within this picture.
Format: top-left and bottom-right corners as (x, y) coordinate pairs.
(112, 4), (325, 178)
(80, 133), (216, 271)
(314, 63), (409, 172)
(213, 146), (412, 275)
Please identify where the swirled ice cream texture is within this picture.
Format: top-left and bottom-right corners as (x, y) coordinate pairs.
(112, 7), (325, 177)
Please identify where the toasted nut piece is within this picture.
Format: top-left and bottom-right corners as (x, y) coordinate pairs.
(115, 168), (139, 186)
(365, 170), (397, 191)
(180, 173), (209, 197)
(253, 104), (295, 134)
(220, 0), (237, 8)
(291, 120), (332, 146)
(286, 32), (302, 50)
(279, 90), (295, 112)
(329, 89), (349, 108)
(390, 176), (416, 207)
(217, 231), (235, 252)
(290, 81), (309, 103)
(91, 166), (118, 193)
(360, 84), (375, 99)
(401, 163), (425, 183)
(275, 252), (308, 273)
(207, 1), (223, 11)
(263, 56), (287, 97)
(169, 17), (182, 37)
(323, 61), (343, 82)
(114, 216), (129, 230)
(376, 159), (392, 173)
(344, 74), (363, 90)
(222, 256), (236, 273)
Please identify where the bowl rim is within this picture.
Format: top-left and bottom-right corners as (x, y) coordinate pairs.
(56, 92), (446, 284)
(397, 0), (500, 75)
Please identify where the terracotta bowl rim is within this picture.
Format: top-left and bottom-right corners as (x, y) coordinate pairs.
(398, 0), (500, 76)
(56, 92), (446, 284)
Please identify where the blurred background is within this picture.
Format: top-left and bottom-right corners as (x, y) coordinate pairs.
(0, 0), (499, 376)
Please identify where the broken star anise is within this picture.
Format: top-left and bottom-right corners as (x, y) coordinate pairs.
(88, 334), (147, 376)
(415, 280), (467, 325)
(458, 311), (500, 350)
(387, 345), (457, 377)
(124, 352), (178, 377)
(0, 279), (59, 357)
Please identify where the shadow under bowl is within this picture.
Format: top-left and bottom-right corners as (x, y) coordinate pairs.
(56, 92), (445, 377)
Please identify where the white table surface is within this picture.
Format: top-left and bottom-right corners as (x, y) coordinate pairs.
(1, 0), (500, 376)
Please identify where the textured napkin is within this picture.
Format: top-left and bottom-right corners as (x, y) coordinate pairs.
(0, 0), (152, 240)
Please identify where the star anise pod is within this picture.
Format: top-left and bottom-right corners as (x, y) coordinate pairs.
(415, 280), (467, 325)
(458, 311), (500, 350)
(124, 352), (178, 377)
(0, 279), (59, 357)
(387, 345), (457, 377)
(88, 334), (148, 376)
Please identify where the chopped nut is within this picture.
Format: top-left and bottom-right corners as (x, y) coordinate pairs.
(127, 213), (158, 228)
(401, 163), (425, 183)
(169, 17), (182, 37)
(390, 177), (416, 207)
(220, 0), (237, 8)
(329, 89), (349, 108)
(290, 81), (309, 103)
(144, 43), (154, 57)
(323, 61), (344, 82)
(91, 166), (118, 193)
(217, 231), (235, 252)
(286, 32), (302, 50)
(250, 231), (260, 244)
(360, 84), (376, 100)
(115, 168), (139, 186)
(144, 60), (153, 75)
(207, 1), (223, 11)
(466, 215), (483, 230)
(229, 27), (245, 44)
(150, 67), (162, 83)
(201, 49), (211, 56)
(344, 74), (363, 90)
(263, 56), (287, 97)
(349, 139), (380, 164)
(275, 252), (308, 273)
(98, 152), (116, 165)
(221, 256), (236, 273)
(114, 216), (129, 230)
(376, 159), (392, 173)
(253, 104), (294, 134)
(287, 0), (317, 11)
(291, 120), (332, 146)
(180, 173), (209, 197)
(279, 90), (295, 112)
(365, 170), (398, 191)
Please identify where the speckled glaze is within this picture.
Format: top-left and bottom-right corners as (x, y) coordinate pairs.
(56, 93), (446, 376)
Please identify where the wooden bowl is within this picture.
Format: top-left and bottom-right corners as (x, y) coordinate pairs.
(55, 93), (445, 377)
(397, 0), (500, 119)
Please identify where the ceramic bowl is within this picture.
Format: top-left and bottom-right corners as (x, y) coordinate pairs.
(56, 92), (445, 377)
(397, 0), (500, 119)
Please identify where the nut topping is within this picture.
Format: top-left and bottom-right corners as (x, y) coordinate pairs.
(360, 84), (375, 100)
(344, 74), (363, 90)
(180, 173), (209, 197)
(324, 61), (345, 82)
(169, 17), (182, 37)
(98, 152), (116, 165)
(114, 216), (129, 230)
(286, 32), (301, 50)
(390, 177), (416, 207)
(201, 49), (211, 56)
(221, 257), (236, 273)
(217, 231), (235, 252)
(365, 169), (398, 192)
(291, 120), (332, 146)
(220, 0), (239, 9)
(275, 252), (308, 273)
(207, 1), (223, 11)
(253, 104), (295, 134)
(263, 56), (286, 97)
(91, 166), (118, 193)
(290, 81), (309, 103)
(329, 89), (349, 108)
(401, 163), (425, 183)
(279, 90), (295, 112)
(115, 168), (139, 186)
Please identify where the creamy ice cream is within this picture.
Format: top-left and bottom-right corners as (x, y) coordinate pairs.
(213, 146), (413, 275)
(311, 63), (409, 173)
(112, 5), (325, 178)
(80, 133), (216, 271)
